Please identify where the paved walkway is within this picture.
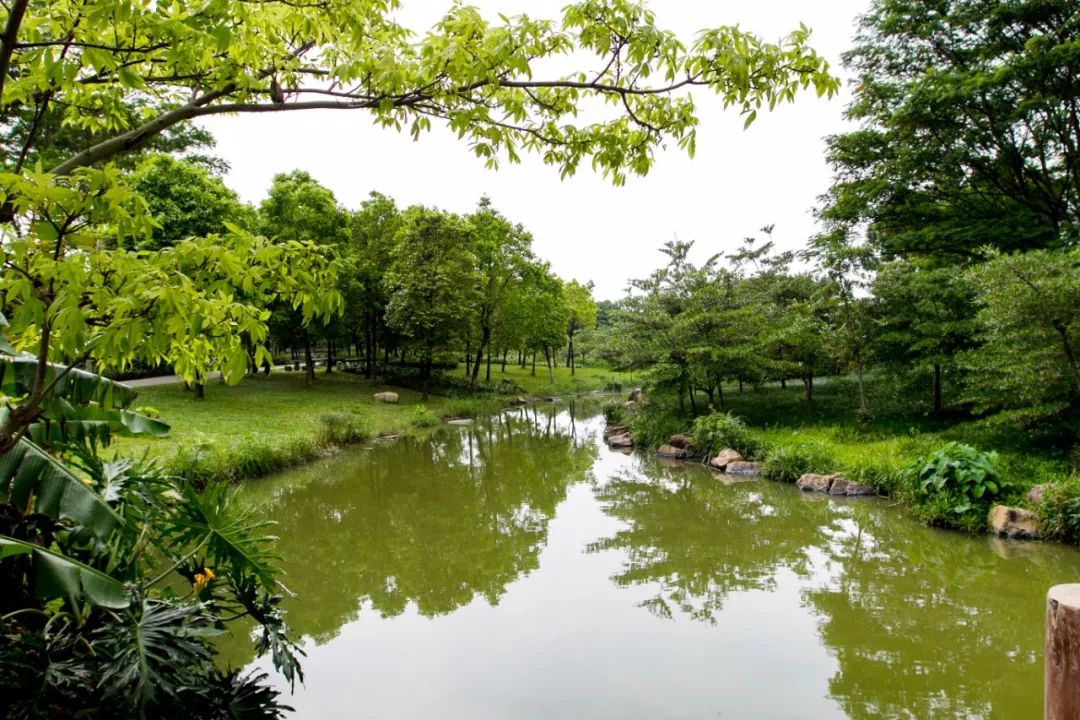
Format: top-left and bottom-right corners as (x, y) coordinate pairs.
(123, 372), (221, 388)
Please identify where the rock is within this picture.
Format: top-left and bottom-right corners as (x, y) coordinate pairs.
(446, 417), (473, 425)
(669, 434), (692, 449)
(627, 388), (642, 402)
(509, 396), (528, 406)
(604, 425), (630, 439)
(373, 391), (399, 403)
(726, 461), (762, 476)
(988, 505), (1041, 540)
(797, 473), (837, 493)
(830, 478), (876, 496)
(1025, 484), (1047, 505)
(544, 396), (558, 403)
(607, 433), (634, 448)
(657, 444), (692, 459)
(709, 449), (744, 471)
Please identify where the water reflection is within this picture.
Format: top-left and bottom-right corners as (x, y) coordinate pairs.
(589, 452), (1080, 717)
(222, 407), (595, 667)
(225, 406), (1080, 718)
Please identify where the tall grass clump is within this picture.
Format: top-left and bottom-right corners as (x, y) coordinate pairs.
(690, 412), (764, 459)
(410, 404), (441, 428)
(439, 395), (505, 418)
(761, 440), (837, 483)
(627, 405), (686, 449)
(316, 411), (372, 446)
(602, 401), (626, 426)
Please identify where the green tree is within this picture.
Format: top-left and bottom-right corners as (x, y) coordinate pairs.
(563, 280), (598, 375)
(385, 207), (477, 400)
(345, 191), (401, 378)
(966, 248), (1080, 427)
(466, 198), (533, 388)
(129, 154), (254, 250)
(819, 0), (1080, 260)
(259, 171), (348, 382)
(871, 261), (980, 417)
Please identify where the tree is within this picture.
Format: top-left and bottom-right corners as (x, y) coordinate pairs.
(342, 192), (401, 377)
(385, 207), (477, 400)
(129, 154), (254, 250)
(259, 171), (348, 383)
(563, 280), (598, 375)
(965, 248), (1080, 427)
(819, 0), (1080, 261)
(466, 198), (532, 388)
(871, 261), (980, 417)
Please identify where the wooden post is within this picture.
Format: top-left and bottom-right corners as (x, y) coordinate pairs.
(1046, 584), (1080, 719)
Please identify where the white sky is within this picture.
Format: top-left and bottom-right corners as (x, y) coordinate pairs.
(200, 1), (868, 300)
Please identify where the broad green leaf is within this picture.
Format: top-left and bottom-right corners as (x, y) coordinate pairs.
(0, 536), (131, 608)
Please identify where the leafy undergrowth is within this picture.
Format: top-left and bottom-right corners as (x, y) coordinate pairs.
(449, 362), (633, 397)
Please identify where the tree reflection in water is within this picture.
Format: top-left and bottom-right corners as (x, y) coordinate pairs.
(220, 406), (595, 667)
(588, 458), (1080, 718)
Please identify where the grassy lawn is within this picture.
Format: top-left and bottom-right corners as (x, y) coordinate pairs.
(113, 363), (632, 483)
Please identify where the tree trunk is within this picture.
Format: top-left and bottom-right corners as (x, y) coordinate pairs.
(193, 381), (205, 400)
(325, 337), (334, 373)
(470, 325), (490, 390)
(738, 378), (744, 393)
(856, 359), (869, 418)
(568, 335), (576, 376)
(933, 363), (943, 417)
(688, 383), (697, 415)
(303, 332), (315, 385)
(717, 377), (725, 410)
(501, 349), (508, 372)
(531, 350), (536, 377)
(485, 350), (492, 383)
(421, 339), (434, 401)
(465, 338), (472, 378)
(803, 372), (813, 411)
(544, 346), (554, 384)
(780, 378), (787, 389)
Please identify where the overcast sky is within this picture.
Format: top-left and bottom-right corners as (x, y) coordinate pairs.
(200, 1), (868, 300)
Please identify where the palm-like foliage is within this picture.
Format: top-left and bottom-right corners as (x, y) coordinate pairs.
(0, 316), (299, 718)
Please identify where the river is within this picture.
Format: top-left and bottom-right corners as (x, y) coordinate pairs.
(220, 402), (1079, 718)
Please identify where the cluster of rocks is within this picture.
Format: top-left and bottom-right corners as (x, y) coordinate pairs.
(795, 473), (876, 496)
(657, 434), (694, 459)
(604, 425), (634, 449)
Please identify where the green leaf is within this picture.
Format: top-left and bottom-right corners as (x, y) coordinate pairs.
(0, 536), (131, 608)
(0, 437), (122, 539)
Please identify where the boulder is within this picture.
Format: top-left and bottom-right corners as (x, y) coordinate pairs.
(509, 396), (528, 406)
(797, 473), (836, 493)
(829, 478), (876, 496)
(627, 388), (642, 402)
(668, 434), (692, 449)
(988, 505), (1041, 540)
(1025, 484), (1047, 505)
(604, 425), (630, 439)
(709, 449), (744, 471)
(607, 433), (634, 448)
(373, 391), (399, 403)
(657, 444), (692, 459)
(726, 461), (762, 476)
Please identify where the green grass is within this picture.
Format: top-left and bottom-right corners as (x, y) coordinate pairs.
(450, 361), (633, 396)
(116, 372), (458, 483)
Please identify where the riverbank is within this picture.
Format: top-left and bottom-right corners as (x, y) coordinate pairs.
(608, 376), (1080, 545)
(116, 367), (626, 484)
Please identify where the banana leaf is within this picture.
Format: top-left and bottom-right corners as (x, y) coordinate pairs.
(0, 536), (131, 608)
(0, 437), (122, 539)
(0, 356), (137, 409)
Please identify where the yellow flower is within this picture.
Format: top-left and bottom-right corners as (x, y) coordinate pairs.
(192, 567), (215, 593)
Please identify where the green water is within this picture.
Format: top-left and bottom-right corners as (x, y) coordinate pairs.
(222, 404), (1079, 718)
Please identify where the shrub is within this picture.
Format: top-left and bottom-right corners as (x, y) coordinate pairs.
(315, 411), (371, 446)
(690, 412), (763, 459)
(901, 442), (1008, 531)
(627, 405), (686, 450)
(1038, 478), (1080, 544)
(410, 404), (440, 428)
(761, 440), (837, 483)
(602, 401), (626, 426)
